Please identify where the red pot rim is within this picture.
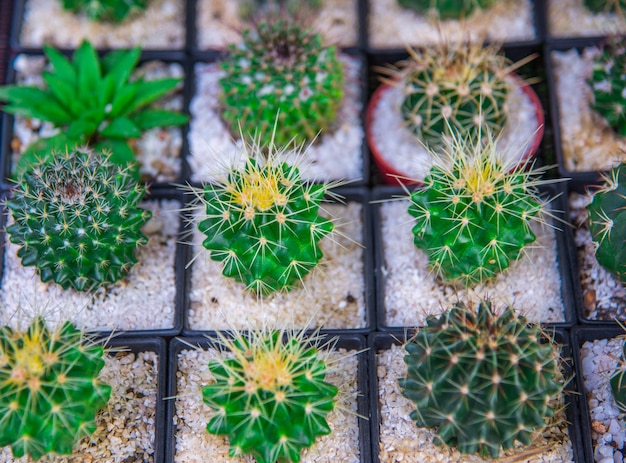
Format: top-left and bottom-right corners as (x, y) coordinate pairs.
(365, 74), (545, 186)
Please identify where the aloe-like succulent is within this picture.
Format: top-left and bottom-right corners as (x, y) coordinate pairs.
(60, 0), (150, 22)
(0, 40), (188, 178)
(397, 0), (497, 19)
(399, 301), (563, 458)
(6, 147), (152, 291)
(383, 40), (513, 153)
(408, 131), (550, 286)
(583, 0), (626, 14)
(202, 327), (339, 463)
(191, 139), (334, 296)
(586, 162), (626, 285)
(0, 317), (111, 460)
(219, 20), (344, 148)
(588, 37), (626, 137)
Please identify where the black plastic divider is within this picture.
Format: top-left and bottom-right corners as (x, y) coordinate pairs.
(181, 186), (375, 336)
(571, 325), (626, 463)
(369, 329), (584, 463)
(166, 333), (371, 463)
(371, 182), (578, 330)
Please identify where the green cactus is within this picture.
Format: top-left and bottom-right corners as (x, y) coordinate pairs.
(0, 40), (188, 178)
(583, 0), (626, 14)
(193, 140), (334, 296)
(611, 340), (626, 412)
(219, 20), (344, 148)
(392, 41), (510, 152)
(238, 0), (323, 21)
(586, 162), (626, 285)
(397, 0), (497, 19)
(6, 147), (152, 292)
(408, 132), (548, 286)
(588, 38), (626, 137)
(60, 0), (150, 22)
(202, 327), (339, 463)
(399, 301), (563, 458)
(0, 317), (111, 460)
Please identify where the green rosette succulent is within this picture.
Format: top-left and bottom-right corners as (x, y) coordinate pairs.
(194, 142), (334, 295)
(586, 162), (626, 285)
(60, 0), (150, 22)
(408, 133), (548, 286)
(219, 20), (344, 148)
(0, 317), (111, 460)
(202, 328), (339, 463)
(0, 40), (188, 178)
(6, 147), (152, 291)
(397, 0), (497, 19)
(399, 301), (564, 458)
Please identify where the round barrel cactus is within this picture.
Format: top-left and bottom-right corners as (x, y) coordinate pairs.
(586, 162), (626, 285)
(399, 301), (563, 458)
(0, 317), (111, 460)
(6, 147), (152, 291)
(219, 20), (344, 148)
(397, 0), (497, 19)
(202, 328), (339, 463)
(60, 0), (149, 22)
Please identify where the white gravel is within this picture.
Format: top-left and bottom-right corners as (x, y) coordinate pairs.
(552, 48), (626, 173)
(173, 346), (361, 463)
(367, 0), (535, 48)
(580, 337), (626, 463)
(547, 0), (626, 38)
(376, 344), (574, 462)
(187, 55), (363, 183)
(18, 0), (185, 49)
(379, 200), (566, 326)
(0, 199), (179, 333)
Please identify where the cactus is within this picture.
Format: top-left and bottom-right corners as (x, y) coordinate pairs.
(586, 162), (626, 285)
(397, 0), (497, 19)
(408, 132), (549, 286)
(219, 20), (344, 148)
(238, 0), (323, 21)
(583, 0), (626, 14)
(0, 317), (111, 460)
(389, 40), (510, 152)
(611, 339), (626, 412)
(60, 0), (150, 22)
(588, 38), (626, 137)
(6, 147), (152, 292)
(399, 301), (563, 458)
(192, 140), (334, 296)
(202, 327), (339, 463)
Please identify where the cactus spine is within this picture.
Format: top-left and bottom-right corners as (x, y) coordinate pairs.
(611, 340), (626, 413)
(202, 328), (339, 463)
(397, 0), (497, 19)
(6, 147), (152, 291)
(0, 317), (111, 460)
(586, 162), (626, 285)
(399, 301), (563, 458)
(60, 0), (149, 22)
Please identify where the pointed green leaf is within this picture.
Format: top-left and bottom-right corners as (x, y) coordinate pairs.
(100, 117), (141, 139)
(109, 83), (138, 117)
(67, 116), (101, 140)
(100, 74), (117, 107)
(101, 47), (141, 90)
(43, 45), (76, 85)
(125, 78), (181, 113)
(42, 72), (78, 115)
(131, 109), (188, 130)
(74, 41), (102, 107)
(0, 87), (73, 123)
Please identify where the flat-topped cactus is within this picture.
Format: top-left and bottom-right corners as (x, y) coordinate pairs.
(6, 147), (152, 291)
(399, 301), (564, 458)
(60, 0), (150, 22)
(397, 0), (498, 19)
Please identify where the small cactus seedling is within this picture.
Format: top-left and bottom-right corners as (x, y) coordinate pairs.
(399, 301), (564, 458)
(202, 328), (340, 463)
(191, 139), (334, 296)
(60, 0), (150, 22)
(588, 37), (626, 137)
(219, 20), (344, 148)
(6, 147), (152, 291)
(384, 40), (514, 152)
(583, 0), (626, 14)
(0, 317), (111, 460)
(397, 0), (497, 19)
(408, 132), (549, 286)
(610, 339), (626, 413)
(586, 162), (626, 285)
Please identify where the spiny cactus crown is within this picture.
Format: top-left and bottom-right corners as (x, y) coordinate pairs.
(583, 0), (626, 14)
(389, 40), (510, 152)
(219, 20), (344, 148)
(408, 132), (548, 286)
(397, 0), (497, 19)
(193, 140), (334, 296)
(202, 328), (339, 463)
(586, 162), (626, 285)
(610, 339), (626, 413)
(588, 37), (626, 137)
(60, 0), (150, 22)
(399, 301), (563, 458)
(6, 147), (152, 291)
(0, 317), (111, 460)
